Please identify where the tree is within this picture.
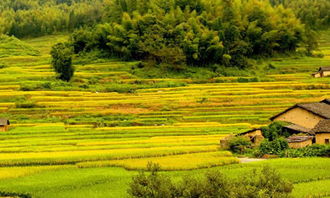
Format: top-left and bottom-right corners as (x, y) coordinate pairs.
(128, 163), (293, 198)
(128, 163), (175, 198)
(50, 43), (74, 81)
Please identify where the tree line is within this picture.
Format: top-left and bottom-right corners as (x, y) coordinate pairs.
(0, 0), (105, 37)
(270, 0), (330, 29)
(1, 0), (329, 39)
(69, 0), (313, 69)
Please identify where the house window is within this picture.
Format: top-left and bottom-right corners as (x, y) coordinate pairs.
(325, 139), (330, 145)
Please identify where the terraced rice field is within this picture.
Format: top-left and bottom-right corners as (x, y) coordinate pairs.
(0, 31), (329, 197)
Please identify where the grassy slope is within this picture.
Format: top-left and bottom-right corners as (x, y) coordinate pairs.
(0, 158), (329, 198)
(0, 31), (329, 197)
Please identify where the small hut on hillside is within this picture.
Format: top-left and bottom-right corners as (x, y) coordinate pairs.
(312, 67), (330, 78)
(0, 118), (10, 132)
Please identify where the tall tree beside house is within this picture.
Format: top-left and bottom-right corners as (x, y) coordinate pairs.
(50, 43), (74, 82)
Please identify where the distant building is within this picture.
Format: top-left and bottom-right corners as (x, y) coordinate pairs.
(312, 67), (330, 78)
(0, 118), (10, 132)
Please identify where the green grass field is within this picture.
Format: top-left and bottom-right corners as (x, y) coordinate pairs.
(0, 31), (329, 197)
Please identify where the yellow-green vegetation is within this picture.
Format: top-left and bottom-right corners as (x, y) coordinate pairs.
(0, 24), (330, 198)
(77, 151), (238, 170)
(0, 35), (39, 58)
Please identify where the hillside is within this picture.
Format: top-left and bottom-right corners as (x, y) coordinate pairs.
(0, 0), (330, 197)
(0, 30), (329, 197)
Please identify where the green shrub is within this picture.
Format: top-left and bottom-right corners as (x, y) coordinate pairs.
(129, 164), (293, 198)
(228, 136), (252, 154)
(259, 138), (289, 155)
(51, 43), (74, 82)
(105, 84), (137, 93)
(128, 163), (175, 198)
(261, 122), (289, 141)
(0, 64), (6, 69)
(15, 101), (38, 108)
(282, 144), (330, 158)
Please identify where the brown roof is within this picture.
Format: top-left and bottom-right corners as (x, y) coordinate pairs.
(237, 128), (261, 136)
(270, 102), (330, 120)
(287, 136), (313, 143)
(0, 118), (10, 126)
(319, 67), (330, 71)
(321, 99), (330, 105)
(283, 124), (312, 134)
(311, 119), (330, 133)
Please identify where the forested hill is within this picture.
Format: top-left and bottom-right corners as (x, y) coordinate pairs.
(1, 0), (330, 71)
(69, 0), (317, 69)
(0, 0), (105, 37)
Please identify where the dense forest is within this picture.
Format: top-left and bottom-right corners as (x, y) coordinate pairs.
(270, 0), (330, 29)
(69, 0), (313, 69)
(0, 0), (105, 37)
(1, 0), (330, 70)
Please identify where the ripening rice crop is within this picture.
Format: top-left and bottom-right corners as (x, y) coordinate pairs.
(77, 151), (238, 170)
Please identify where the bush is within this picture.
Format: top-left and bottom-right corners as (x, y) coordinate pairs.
(128, 163), (175, 198)
(15, 101), (38, 108)
(128, 164), (293, 198)
(282, 144), (330, 158)
(51, 43), (74, 82)
(105, 84), (137, 93)
(261, 122), (289, 141)
(0, 64), (6, 69)
(228, 136), (252, 154)
(259, 138), (289, 155)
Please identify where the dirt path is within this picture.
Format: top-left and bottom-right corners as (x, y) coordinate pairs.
(239, 158), (267, 163)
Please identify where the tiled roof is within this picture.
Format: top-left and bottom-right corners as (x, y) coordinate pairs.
(284, 124), (312, 134)
(271, 101), (330, 120)
(287, 136), (313, 143)
(237, 128), (261, 136)
(321, 99), (330, 105)
(297, 103), (330, 119)
(319, 67), (330, 71)
(311, 119), (330, 133)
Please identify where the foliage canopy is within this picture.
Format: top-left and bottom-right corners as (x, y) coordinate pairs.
(50, 43), (74, 81)
(70, 0), (310, 69)
(129, 163), (293, 198)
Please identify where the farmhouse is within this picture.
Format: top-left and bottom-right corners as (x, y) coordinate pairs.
(223, 99), (330, 148)
(270, 101), (330, 129)
(0, 118), (10, 132)
(271, 99), (330, 146)
(312, 67), (330, 78)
